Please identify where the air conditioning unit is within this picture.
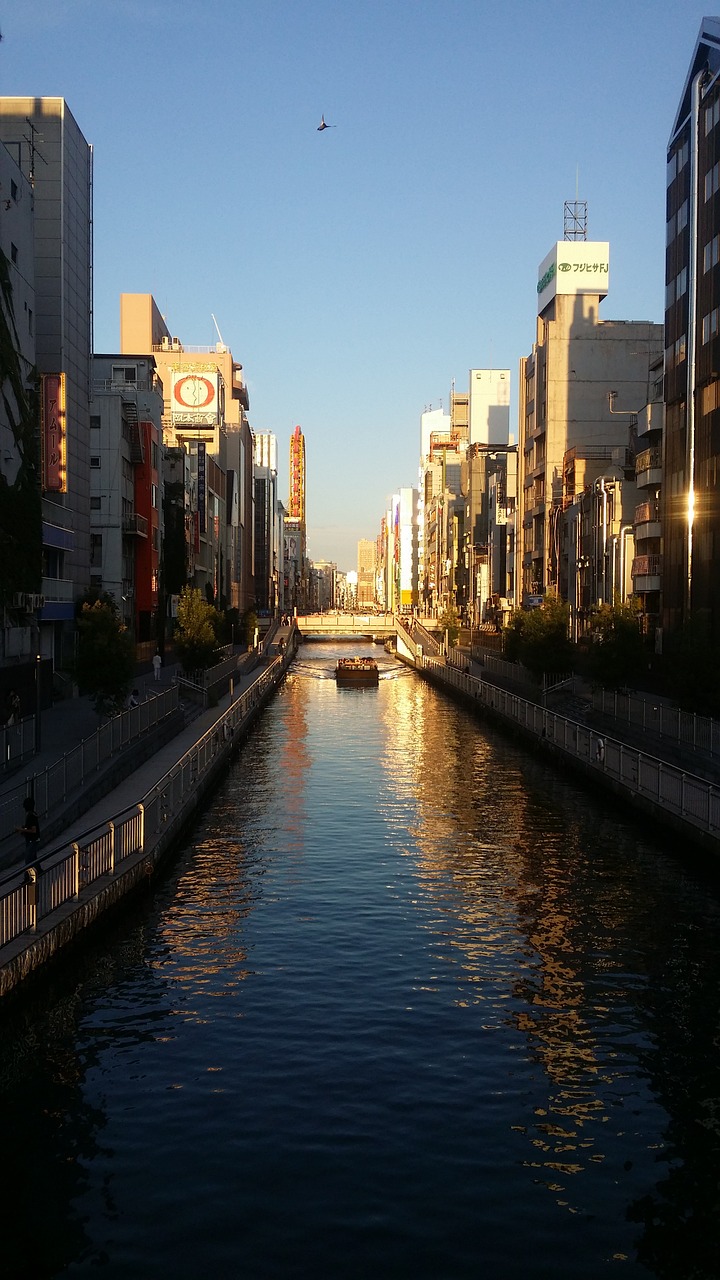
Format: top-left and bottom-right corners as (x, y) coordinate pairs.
(160, 336), (171, 350)
(171, 337), (182, 351)
(28, 594), (45, 609)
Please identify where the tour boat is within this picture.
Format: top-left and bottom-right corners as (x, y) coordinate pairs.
(335, 656), (379, 687)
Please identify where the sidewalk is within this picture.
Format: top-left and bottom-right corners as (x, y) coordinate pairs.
(0, 642), (283, 875)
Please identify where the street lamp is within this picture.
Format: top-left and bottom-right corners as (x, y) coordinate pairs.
(35, 653), (42, 753)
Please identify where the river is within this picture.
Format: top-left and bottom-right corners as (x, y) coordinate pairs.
(1, 642), (719, 1279)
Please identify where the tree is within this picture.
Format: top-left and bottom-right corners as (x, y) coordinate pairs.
(76, 598), (135, 716)
(586, 598), (648, 689)
(438, 604), (460, 648)
(173, 587), (220, 673)
(503, 595), (573, 682)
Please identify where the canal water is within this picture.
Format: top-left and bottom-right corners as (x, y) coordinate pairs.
(2, 643), (720, 1279)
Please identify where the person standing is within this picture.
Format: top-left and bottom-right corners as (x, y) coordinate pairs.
(152, 652), (162, 683)
(16, 796), (40, 863)
(5, 688), (20, 725)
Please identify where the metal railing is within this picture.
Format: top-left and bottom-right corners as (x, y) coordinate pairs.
(0, 687), (179, 846)
(592, 687), (720, 762)
(422, 657), (720, 843)
(1, 716), (37, 773)
(0, 657), (288, 952)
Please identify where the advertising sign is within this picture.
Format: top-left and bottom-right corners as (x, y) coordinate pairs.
(537, 241), (609, 313)
(197, 441), (207, 534)
(171, 370), (220, 424)
(41, 373), (67, 492)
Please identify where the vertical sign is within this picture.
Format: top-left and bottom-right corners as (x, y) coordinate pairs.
(42, 373), (67, 492)
(197, 442), (207, 535)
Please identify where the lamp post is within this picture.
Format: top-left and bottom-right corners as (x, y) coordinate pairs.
(35, 653), (42, 753)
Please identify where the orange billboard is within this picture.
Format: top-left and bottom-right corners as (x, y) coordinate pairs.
(41, 373), (67, 492)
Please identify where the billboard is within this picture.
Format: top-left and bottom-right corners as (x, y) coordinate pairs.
(41, 373), (67, 493)
(171, 370), (220, 425)
(537, 241), (609, 313)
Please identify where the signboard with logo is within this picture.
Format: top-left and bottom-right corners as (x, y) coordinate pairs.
(537, 241), (609, 313)
(171, 369), (220, 425)
(41, 373), (67, 492)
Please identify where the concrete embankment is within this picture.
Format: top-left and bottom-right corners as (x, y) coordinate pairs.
(409, 653), (720, 861)
(0, 645), (295, 1000)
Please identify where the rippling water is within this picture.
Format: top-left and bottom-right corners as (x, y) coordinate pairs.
(2, 644), (720, 1279)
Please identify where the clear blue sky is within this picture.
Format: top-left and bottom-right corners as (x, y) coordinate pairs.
(2, 1), (707, 570)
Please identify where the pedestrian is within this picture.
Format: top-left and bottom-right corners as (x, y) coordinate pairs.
(596, 736), (605, 764)
(16, 796), (40, 863)
(152, 652), (162, 683)
(5, 688), (20, 725)
(128, 688), (140, 708)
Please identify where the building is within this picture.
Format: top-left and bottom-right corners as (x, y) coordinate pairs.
(119, 294), (255, 617)
(253, 432), (280, 615)
(357, 539), (376, 606)
(663, 17), (720, 645)
(89, 355), (164, 639)
(0, 98), (93, 670)
(516, 230), (662, 608)
(0, 133), (40, 671)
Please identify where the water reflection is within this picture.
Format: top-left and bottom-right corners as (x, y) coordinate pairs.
(0, 645), (719, 1277)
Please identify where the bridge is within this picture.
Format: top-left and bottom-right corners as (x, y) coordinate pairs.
(294, 612), (443, 642)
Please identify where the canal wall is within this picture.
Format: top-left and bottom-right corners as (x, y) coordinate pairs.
(405, 650), (720, 861)
(0, 644), (297, 1001)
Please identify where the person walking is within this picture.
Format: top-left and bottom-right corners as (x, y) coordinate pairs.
(5, 688), (20, 725)
(152, 652), (162, 683)
(16, 796), (40, 863)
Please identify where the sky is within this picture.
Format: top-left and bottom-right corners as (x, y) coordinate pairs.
(0, 0), (709, 570)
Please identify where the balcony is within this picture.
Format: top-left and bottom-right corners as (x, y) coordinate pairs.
(122, 513), (149, 537)
(634, 500), (661, 541)
(635, 447), (662, 488)
(632, 553), (662, 593)
(636, 401), (663, 439)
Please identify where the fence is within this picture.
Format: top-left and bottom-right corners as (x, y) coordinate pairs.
(592, 687), (720, 762)
(1, 716), (37, 774)
(422, 657), (720, 846)
(0, 687), (179, 847)
(0, 656), (286, 954)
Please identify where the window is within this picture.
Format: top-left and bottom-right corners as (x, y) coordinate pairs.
(90, 415), (101, 430)
(28, 308), (33, 335)
(676, 267), (687, 298)
(704, 235), (720, 272)
(90, 496), (101, 510)
(666, 279), (675, 309)
(706, 162), (720, 201)
(675, 333), (687, 363)
(151, 483), (158, 508)
(677, 200), (688, 233)
(702, 311), (720, 343)
(90, 456), (101, 468)
(10, 243), (17, 264)
(112, 365), (137, 383)
(706, 97), (720, 135)
(10, 179), (17, 201)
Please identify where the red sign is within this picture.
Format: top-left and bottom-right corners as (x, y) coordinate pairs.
(42, 373), (67, 492)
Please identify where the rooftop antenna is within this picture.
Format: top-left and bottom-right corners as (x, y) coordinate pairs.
(211, 313), (227, 351)
(24, 117), (48, 189)
(564, 169), (587, 240)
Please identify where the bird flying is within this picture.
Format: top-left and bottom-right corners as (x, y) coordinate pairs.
(317, 115), (335, 131)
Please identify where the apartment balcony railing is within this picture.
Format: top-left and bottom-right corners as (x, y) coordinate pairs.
(632, 554), (662, 577)
(634, 501), (661, 525)
(41, 577), (75, 603)
(122, 512), (149, 537)
(635, 447), (662, 474)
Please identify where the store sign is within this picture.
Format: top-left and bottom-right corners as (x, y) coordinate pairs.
(537, 241), (609, 312)
(197, 441), (206, 534)
(41, 373), (67, 492)
(171, 370), (220, 425)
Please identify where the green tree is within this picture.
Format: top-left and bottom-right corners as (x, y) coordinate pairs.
(662, 612), (720, 716)
(438, 604), (460, 648)
(76, 598), (135, 716)
(586, 598), (647, 689)
(240, 606), (259, 648)
(503, 595), (573, 682)
(174, 587), (220, 673)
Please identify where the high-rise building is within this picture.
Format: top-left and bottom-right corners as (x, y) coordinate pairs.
(516, 236), (662, 605)
(357, 539), (376, 606)
(0, 98), (93, 668)
(285, 425), (307, 612)
(254, 431), (280, 614)
(663, 17), (720, 644)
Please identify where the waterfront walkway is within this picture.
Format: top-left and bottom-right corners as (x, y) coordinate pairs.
(0, 639), (285, 876)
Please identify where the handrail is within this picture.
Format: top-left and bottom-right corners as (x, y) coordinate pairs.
(0, 642), (297, 955)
